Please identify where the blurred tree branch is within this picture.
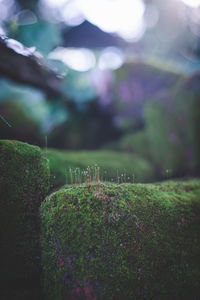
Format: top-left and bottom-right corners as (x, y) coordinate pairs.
(0, 35), (75, 109)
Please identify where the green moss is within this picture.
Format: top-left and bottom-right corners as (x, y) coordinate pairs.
(44, 148), (155, 189)
(115, 58), (183, 82)
(40, 179), (200, 300)
(0, 140), (50, 298)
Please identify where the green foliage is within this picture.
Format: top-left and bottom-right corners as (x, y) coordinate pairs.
(48, 100), (120, 150)
(144, 94), (185, 176)
(0, 140), (50, 299)
(115, 58), (183, 83)
(40, 179), (200, 300)
(173, 79), (200, 173)
(104, 130), (151, 160)
(11, 21), (62, 55)
(62, 69), (96, 102)
(144, 84), (200, 177)
(113, 59), (184, 129)
(44, 148), (155, 189)
(0, 100), (42, 145)
(0, 79), (68, 135)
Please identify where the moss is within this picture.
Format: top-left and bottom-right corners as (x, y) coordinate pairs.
(0, 140), (50, 299)
(44, 148), (155, 189)
(40, 179), (200, 300)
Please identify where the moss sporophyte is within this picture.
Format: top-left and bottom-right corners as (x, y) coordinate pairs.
(44, 148), (155, 189)
(69, 166), (101, 186)
(68, 165), (137, 188)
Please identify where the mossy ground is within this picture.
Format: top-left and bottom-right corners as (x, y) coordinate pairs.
(0, 140), (50, 299)
(40, 179), (200, 300)
(44, 148), (155, 189)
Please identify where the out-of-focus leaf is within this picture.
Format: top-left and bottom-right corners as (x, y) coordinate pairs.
(62, 69), (96, 102)
(10, 21), (62, 55)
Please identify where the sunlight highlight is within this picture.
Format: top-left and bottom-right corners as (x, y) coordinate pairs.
(49, 47), (96, 72)
(77, 0), (145, 40)
(42, 0), (69, 8)
(180, 0), (200, 7)
(98, 47), (124, 70)
(41, 0), (145, 40)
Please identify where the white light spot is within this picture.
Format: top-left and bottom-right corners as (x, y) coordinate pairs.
(76, 0), (145, 40)
(98, 47), (124, 70)
(180, 0), (200, 7)
(40, 0), (145, 40)
(0, 0), (15, 21)
(41, 0), (69, 8)
(49, 47), (96, 72)
(62, 1), (85, 26)
(39, 0), (84, 25)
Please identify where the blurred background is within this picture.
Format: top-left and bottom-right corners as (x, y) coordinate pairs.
(0, 0), (200, 183)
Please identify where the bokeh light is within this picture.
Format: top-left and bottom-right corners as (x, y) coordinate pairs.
(0, 0), (16, 22)
(61, 1), (85, 26)
(180, 0), (200, 8)
(39, 0), (84, 25)
(41, 0), (70, 9)
(98, 47), (125, 70)
(77, 0), (145, 40)
(49, 47), (96, 72)
(40, 0), (145, 40)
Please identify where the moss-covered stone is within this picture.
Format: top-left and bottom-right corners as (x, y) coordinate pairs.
(44, 148), (155, 189)
(40, 179), (200, 300)
(0, 140), (50, 299)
